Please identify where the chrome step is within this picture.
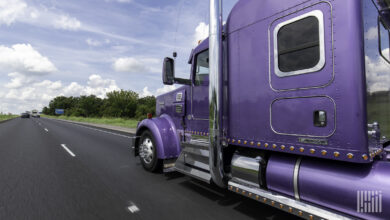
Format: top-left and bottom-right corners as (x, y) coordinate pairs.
(181, 138), (210, 171)
(173, 138), (211, 183)
(228, 181), (353, 220)
(174, 152), (211, 183)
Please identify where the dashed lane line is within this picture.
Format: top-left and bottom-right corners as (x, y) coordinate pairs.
(127, 204), (140, 213)
(60, 144), (76, 157)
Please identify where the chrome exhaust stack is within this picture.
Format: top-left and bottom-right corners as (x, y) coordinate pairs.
(209, 0), (226, 187)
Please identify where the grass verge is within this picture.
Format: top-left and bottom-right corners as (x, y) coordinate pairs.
(0, 114), (18, 121)
(42, 115), (139, 129)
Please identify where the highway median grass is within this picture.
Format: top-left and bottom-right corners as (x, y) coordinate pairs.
(0, 114), (18, 121)
(42, 115), (139, 129)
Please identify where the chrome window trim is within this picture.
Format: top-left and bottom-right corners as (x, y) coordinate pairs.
(268, 1), (335, 92)
(273, 10), (325, 77)
(269, 95), (337, 138)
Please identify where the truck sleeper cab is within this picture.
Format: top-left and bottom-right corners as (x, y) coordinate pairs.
(133, 0), (390, 219)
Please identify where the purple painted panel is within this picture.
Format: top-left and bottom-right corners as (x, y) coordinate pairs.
(266, 154), (296, 198)
(299, 157), (390, 219)
(137, 115), (181, 159)
(269, 2), (333, 90)
(226, 0), (369, 163)
(229, 0), (312, 33)
(271, 96), (335, 137)
(157, 86), (188, 130)
(191, 78), (209, 120)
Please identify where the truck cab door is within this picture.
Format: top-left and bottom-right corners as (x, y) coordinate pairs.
(190, 50), (209, 128)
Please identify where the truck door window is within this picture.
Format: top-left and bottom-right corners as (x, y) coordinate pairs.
(194, 50), (209, 86)
(273, 10), (325, 77)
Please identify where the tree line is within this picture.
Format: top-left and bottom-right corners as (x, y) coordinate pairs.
(42, 90), (156, 120)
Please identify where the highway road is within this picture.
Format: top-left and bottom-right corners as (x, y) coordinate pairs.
(0, 118), (298, 220)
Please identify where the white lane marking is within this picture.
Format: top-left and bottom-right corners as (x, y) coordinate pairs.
(44, 128), (48, 132)
(45, 118), (135, 139)
(60, 144), (76, 157)
(127, 204), (140, 213)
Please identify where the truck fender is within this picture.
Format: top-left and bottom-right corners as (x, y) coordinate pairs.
(134, 114), (181, 160)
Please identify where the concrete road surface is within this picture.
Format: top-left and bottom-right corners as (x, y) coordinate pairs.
(0, 118), (298, 220)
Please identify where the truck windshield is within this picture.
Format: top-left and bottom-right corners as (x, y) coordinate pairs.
(364, 0), (390, 140)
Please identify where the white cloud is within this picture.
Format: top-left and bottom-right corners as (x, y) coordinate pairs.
(5, 72), (33, 89)
(105, 0), (132, 3)
(113, 57), (160, 73)
(365, 27), (378, 40)
(86, 38), (111, 46)
(85, 74), (120, 97)
(0, 0), (27, 26)
(0, 74), (120, 113)
(156, 85), (177, 96)
(86, 38), (102, 46)
(0, 44), (57, 75)
(140, 86), (153, 97)
(54, 15), (81, 31)
(0, 0), (82, 32)
(61, 75), (120, 98)
(139, 85), (178, 97)
(366, 48), (390, 93)
(193, 22), (209, 46)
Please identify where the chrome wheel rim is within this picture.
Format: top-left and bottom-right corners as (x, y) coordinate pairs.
(140, 137), (154, 164)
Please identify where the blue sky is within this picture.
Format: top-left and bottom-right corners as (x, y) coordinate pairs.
(0, 0), (389, 114)
(0, 0), (238, 113)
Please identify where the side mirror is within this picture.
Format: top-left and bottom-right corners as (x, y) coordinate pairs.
(378, 17), (390, 64)
(163, 57), (175, 85)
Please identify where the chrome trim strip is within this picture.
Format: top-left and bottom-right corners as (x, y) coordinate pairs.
(269, 95), (337, 138)
(294, 157), (302, 200)
(228, 181), (353, 220)
(208, 0), (225, 188)
(273, 10), (326, 77)
(268, 1), (335, 92)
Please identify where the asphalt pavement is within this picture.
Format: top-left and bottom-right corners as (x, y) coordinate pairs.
(0, 117), (298, 220)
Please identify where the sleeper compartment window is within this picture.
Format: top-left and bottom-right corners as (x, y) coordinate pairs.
(273, 10), (325, 77)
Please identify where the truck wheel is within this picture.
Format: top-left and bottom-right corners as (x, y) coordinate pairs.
(139, 130), (162, 172)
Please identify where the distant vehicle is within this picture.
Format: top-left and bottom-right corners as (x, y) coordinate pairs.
(31, 110), (40, 118)
(21, 113), (30, 118)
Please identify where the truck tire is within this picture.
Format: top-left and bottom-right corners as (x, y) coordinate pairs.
(138, 130), (162, 172)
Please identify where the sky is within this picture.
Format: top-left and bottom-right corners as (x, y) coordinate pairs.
(0, 0), (238, 114)
(363, 0), (390, 94)
(0, 0), (389, 114)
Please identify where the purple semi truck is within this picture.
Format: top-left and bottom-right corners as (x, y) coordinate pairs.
(131, 0), (390, 219)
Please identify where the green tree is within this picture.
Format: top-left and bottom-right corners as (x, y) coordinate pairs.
(103, 90), (139, 118)
(42, 107), (50, 115)
(76, 95), (103, 117)
(136, 96), (156, 119)
(48, 96), (78, 115)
